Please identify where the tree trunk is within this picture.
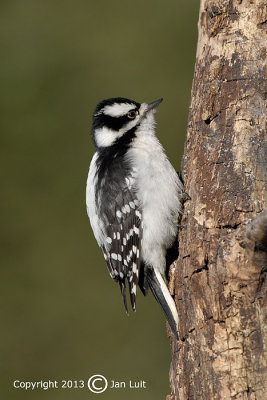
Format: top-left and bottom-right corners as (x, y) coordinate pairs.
(168, 1), (267, 399)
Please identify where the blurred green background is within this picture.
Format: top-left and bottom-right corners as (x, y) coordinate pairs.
(1, 0), (199, 399)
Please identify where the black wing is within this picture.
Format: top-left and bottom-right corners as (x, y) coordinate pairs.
(100, 172), (142, 312)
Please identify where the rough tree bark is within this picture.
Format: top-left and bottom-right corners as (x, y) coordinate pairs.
(168, 1), (267, 399)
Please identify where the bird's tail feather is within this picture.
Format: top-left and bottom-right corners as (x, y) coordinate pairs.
(119, 279), (128, 314)
(146, 267), (178, 340)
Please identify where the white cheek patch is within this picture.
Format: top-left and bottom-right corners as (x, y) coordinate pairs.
(103, 103), (135, 117)
(94, 127), (121, 148)
(94, 115), (141, 148)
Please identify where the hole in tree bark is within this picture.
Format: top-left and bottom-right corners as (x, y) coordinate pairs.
(204, 117), (212, 125)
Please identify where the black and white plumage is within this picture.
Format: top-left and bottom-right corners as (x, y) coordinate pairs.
(86, 97), (184, 338)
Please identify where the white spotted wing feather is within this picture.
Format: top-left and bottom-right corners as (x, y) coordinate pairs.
(86, 155), (142, 312)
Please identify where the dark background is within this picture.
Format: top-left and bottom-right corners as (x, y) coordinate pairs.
(1, 1), (199, 398)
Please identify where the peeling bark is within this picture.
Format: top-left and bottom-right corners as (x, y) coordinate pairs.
(168, 1), (267, 399)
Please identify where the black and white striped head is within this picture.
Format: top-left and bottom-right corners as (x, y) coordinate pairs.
(91, 97), (162, 149)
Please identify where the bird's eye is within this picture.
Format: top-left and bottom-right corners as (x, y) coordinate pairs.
(127, 110), (137, 119)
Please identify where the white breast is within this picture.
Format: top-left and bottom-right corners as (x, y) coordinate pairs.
(126, 113), (183, 274)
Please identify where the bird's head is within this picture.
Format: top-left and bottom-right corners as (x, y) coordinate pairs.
(91, 97), (163, 149)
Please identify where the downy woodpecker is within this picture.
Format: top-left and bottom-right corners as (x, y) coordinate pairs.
(86, 97), (184, 338)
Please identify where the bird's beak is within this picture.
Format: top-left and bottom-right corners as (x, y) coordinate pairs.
(146, 98), (163, 112)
